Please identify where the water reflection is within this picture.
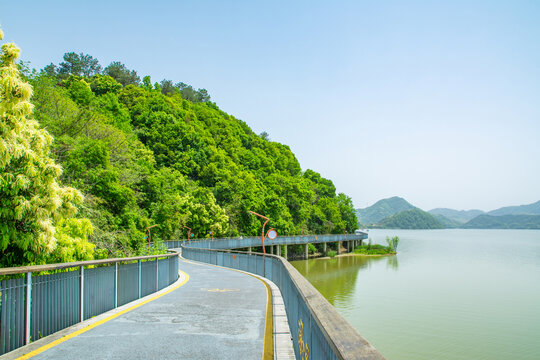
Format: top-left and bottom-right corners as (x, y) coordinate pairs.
(386, 255), (399, 270)
(291, 255), (396, 305)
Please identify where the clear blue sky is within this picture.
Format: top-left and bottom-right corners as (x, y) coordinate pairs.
(2, 0), (539, 211)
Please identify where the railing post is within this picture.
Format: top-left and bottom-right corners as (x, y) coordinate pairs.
(114, 262), (118, 308)
(80, 266), (84, 322)
(138, 260), (141, 299)
(25, 272), (31, 344)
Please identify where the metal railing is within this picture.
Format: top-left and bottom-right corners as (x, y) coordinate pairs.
(0, 253), (179, 355)
(165, 233), (367, 250)
(181, 246), (385, 360)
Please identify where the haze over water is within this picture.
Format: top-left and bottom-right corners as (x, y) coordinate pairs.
(291, 229), (540, 360)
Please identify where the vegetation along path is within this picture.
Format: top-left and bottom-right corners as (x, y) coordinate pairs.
(10, 258), (273, 360)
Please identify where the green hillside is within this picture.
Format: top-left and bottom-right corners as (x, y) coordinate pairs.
(375, 209), (445, 229)
(0, 42), (357, 266)
(463, 215), (540, 229)
(356, 196), (416, 225)
(431, 214), (462, 228)
(487, 201), (540, 216)
(428, 208), (484, 223)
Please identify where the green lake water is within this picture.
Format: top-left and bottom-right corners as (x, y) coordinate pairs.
(290, 229), (540, 360)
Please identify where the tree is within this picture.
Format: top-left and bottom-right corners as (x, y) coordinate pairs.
(42, 63), (57, 78)
(198, 88), (210, 102)
(0, 31), (86, 266)
(91, 74), (122, 95)
(104, 61), (140, 86)
(160, 79), (175, 95)
(58, 52), (102, 78)
(259, 131), (270, 141)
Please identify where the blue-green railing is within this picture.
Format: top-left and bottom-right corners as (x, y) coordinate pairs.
(164, 233), (366, 250)
(0, 253), (179, 355)
(181, 246), (385, 360)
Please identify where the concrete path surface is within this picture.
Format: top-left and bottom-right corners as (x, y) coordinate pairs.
(14, 258), (270, 360)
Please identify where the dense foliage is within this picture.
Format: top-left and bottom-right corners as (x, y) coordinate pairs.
(0, 35), (358, 266)
(356, 196), (416, 225)
(0, 31), (94, 266)
(375, 209), (444, 229)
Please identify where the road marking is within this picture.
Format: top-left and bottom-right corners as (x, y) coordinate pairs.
(16, 270), (190, 360)
(203, 288), (240, 292)
(261, 274), (273, 360)
(180, 257), (274, 359)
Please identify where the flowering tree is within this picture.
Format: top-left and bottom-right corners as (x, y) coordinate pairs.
(0, 28), (92, 266)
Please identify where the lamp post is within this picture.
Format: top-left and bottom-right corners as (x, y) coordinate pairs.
(146, 224), (158, 248)
(248, 211), (277, 254)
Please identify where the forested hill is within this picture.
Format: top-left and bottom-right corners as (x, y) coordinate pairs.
(487, 200), (540, 216)
(462, 215), (540, 229)
(374, 209), (445, 229)
(428, 208), (484, 223)
(356, 196), (416, 225)
(1, 46), (357, 266)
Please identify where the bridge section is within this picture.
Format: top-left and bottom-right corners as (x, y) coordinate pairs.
(17, 259), (270, 360)
(167, 233), (368, 251)
(180, 240), (386, 360)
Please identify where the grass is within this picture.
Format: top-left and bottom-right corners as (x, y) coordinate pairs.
(353, 236), (399, 256)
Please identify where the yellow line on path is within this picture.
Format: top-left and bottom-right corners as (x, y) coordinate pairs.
(180, 258), (273, 359)
(17, 270), (190, 360)
(260, 275), (274, 360)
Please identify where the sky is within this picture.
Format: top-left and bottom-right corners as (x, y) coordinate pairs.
(1, 0), (539, 211)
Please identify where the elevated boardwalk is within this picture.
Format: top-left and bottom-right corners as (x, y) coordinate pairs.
(1, 233), (385, 360)
(4, 258), (291, 360)
(177, 233), (368, 251)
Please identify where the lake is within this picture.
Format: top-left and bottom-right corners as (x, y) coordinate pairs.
(291, 229), (540, 360)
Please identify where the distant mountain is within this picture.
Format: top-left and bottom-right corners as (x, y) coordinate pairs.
(375, 209), (445, 229)
(487, 200), (540, 216)
(356, 197), (417, 225)
(428, 208), (484, 224)
(358, 197), (540, 229)
(463, 214), (540, 229)
(431, 214), (462, 228)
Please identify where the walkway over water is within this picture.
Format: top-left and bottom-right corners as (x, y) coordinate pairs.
(6, 258), (275, 360)
(178, 233), (368, 250)
(2, 232), (384, 360)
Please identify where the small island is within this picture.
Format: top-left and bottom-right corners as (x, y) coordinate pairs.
(351, 236), (399, 256)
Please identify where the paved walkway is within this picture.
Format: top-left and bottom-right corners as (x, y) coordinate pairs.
(13, 258), (270, 360)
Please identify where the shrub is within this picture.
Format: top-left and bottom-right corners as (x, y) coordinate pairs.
(386, 236), (399, 252)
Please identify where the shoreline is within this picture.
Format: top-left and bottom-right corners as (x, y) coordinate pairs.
(302, 252), (396, 260)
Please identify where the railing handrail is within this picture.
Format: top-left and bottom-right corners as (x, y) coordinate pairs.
(181, 244), (385, 359)
(0, 251), (178, 276)
(165, 233), (365, 244)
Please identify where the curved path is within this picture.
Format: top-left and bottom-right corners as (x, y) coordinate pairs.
(12, 259), (271, 360)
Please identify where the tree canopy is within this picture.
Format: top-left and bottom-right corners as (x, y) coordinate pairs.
(0, 31), (94, 266)
(1, 43), (359, 266)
